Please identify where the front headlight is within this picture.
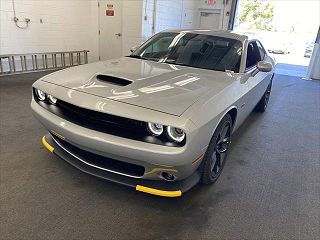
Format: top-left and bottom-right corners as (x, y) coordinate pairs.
(167, 126), (185, 143)
(48, 94), (57, 104)
(147, 122), (164, 136)
(147, 122), (186, 144)
(35, 88), (46, 101)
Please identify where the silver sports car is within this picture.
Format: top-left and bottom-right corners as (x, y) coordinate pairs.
(31, 30), (275, 197)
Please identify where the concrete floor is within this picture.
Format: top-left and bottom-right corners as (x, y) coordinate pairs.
(0, 69), (319, 240)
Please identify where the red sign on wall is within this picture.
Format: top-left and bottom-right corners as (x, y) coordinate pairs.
(207, 0), (216, 5)
(106, 4), (114, 16)
(106, 10), (114, 16)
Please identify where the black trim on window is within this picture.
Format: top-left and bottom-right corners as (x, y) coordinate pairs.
(245, 40), (263, 72)
(256, 40), (266, 60)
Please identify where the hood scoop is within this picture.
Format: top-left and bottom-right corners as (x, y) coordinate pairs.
(96, 74), (132, 86)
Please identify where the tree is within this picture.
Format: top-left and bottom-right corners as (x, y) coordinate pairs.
(238, 0), (275, 31)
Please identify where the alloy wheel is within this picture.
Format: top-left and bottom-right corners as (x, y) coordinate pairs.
(210, 122), (231, 177)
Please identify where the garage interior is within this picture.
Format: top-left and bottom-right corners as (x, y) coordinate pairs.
(1, 0), (319, 239)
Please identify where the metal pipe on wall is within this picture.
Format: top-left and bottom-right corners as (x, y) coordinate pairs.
(152, 0), (157, 34)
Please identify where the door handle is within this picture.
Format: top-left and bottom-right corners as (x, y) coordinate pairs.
(115, 33), (122, 37)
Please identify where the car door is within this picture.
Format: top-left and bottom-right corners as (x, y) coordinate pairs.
(245, 40), (272, 112)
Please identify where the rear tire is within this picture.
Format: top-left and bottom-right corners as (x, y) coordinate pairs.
(255, 80), (272, 112)
(201, 114), (233, 185)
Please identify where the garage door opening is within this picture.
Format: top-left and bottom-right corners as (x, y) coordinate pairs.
(233, 0), (320, 77)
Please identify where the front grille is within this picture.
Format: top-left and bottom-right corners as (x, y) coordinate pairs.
(56, 99), (147, 137)
(53, 136), (145, 177)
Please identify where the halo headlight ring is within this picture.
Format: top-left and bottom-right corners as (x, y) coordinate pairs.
(48, 94), (57, 104)
(147, 122), (164, 136)
(167, 126), (186, 143)
(35, 88), (47, 101)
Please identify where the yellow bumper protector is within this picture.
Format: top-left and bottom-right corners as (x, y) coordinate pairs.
(41, 135), (181, 197)
(42, 136), (54, 153)
(136, 185), (182, 197)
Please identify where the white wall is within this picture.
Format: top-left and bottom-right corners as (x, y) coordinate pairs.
(141, 0), (154, 41)
(196, 0), (232, 30)
(0, 0), (99, 62)
(122, 0), (143, 55)
(0, 0), (234, 63)
(141, 0), (189, 41)
(141, 0), (232, 42)
(155, 0), (183, 32)
(181, 0), (199, 29)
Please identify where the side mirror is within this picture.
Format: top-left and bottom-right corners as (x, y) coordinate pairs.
(130, 46), (139, 53)
(257, 61), (273, 72)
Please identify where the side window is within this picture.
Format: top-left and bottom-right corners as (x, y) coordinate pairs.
(143, 36), (175, 56)
(256, 41), (266, 60)
(246, 41), (262, 69)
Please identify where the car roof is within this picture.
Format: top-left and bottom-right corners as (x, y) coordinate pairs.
(160, 29), (251, 42)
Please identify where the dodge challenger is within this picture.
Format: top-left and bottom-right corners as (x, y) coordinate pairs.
(31, 30), (275, 197)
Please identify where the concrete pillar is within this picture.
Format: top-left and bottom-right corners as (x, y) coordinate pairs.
(306, 26), (320, 80)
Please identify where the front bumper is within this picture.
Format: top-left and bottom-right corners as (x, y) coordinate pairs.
(31, 100), (205, 181)
(42, 134), (201, 197)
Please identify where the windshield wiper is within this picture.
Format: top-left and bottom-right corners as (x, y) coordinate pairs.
(127, 55), (161, 62)
(163, 61), (193, 68)
(128, 55), (144, 59)
(128, 55), (156, 61)
(163, 61), (225, 72)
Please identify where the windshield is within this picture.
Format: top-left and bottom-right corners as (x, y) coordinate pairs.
(130, 32), (242, 72)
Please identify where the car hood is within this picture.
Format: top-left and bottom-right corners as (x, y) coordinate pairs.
(41, 57), (235, 116)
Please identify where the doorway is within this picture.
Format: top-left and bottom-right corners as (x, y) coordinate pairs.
(233, 0), (320, 77)
(98, 0), (123, 60)
(199, 10), (221, 30)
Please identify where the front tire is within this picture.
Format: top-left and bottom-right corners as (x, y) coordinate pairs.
(255, 80), (272, 112)
(201, 114), (233, 185)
